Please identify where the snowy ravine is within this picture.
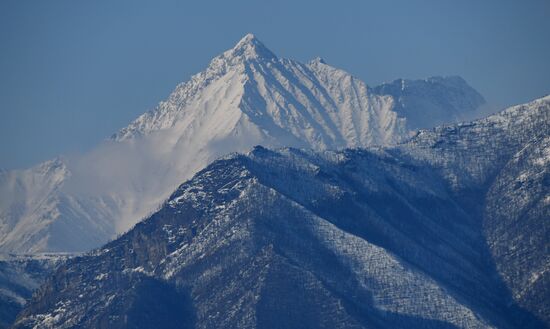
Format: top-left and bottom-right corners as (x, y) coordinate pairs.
(0, 34), (485, 254)
(12, 95), (549, 328)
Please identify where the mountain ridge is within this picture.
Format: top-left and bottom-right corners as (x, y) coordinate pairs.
(12, 95), (548, 328)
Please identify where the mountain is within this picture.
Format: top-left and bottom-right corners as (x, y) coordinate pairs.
(13, 95), (548, 328)
(0, 159), (115, 253)
(371, 75), (486, 129)
(0, 34), (485, 254)
(400, 95), (550, 325)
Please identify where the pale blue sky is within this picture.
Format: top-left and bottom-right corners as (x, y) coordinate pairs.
(1, 0), (549, 169)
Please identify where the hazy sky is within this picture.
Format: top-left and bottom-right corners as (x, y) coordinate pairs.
(1, 0), (549, 169)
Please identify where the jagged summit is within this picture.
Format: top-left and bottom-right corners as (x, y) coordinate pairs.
(238, 32), (257, 43)
(224, 33), (277, 61)
(233, 33), (261, 49)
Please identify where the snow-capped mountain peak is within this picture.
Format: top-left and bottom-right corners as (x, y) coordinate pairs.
(229, 33), (276, 61)
(113, 34), (484, 145)
(1, 34), (487, 254)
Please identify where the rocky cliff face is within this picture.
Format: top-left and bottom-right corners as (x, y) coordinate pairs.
(13, 96), (548, 329)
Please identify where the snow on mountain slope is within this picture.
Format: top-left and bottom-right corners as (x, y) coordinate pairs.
(0, 34), (486, 254)
(12, 152), (496, 329)
(395, 95), (550, 326)
(0, 159), (115, 253)
(399, 95), (550, 190)
(0, 159), (67, 252)
(113, 34), (407, 148)
(372, 76), (485, 129)
(13, 96), (548, 328)
(484, 134), (550, 324)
